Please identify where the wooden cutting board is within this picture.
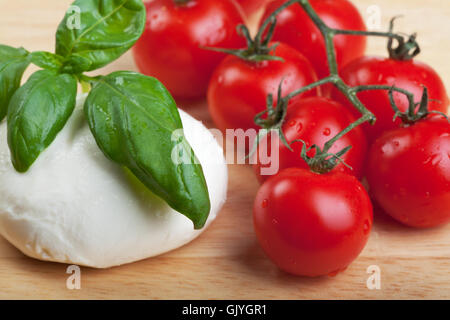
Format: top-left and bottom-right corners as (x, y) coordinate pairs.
(0, 0), (449, 299)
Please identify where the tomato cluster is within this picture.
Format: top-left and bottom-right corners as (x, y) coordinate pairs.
(133, 0), (449, 277)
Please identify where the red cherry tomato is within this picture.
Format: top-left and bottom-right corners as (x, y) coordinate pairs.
(253, 167), (373, 277)
(235, 0), (271, 18)
(207, 42), (318, 133)
(367, 116), (450, 228)
(253, 97), (368, 182)
(262, 0), (366, 94)
(132, 0), (245, 99)
(332, 56), (450, 142)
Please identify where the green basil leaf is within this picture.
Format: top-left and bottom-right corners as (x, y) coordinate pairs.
(7, 70), (77, 172)
(30, 51), (63, 71)
(0, 45), (30, 120)
(84, 71), (211, 229)
(55, 0), (146, 72)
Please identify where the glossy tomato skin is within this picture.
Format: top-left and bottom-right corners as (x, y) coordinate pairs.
(332, 56), (450, 142)
(367, 116), (450, 228)
(253, 97), (368, 182)
(208, 42), (319, 133)
(254, 167), (373, 277)
(132, 0), (246, 99)
(262, 0), (366, 93)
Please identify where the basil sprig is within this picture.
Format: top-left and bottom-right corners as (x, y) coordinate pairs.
(0, 0), (211, 229)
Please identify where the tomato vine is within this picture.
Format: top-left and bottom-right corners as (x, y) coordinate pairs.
(253, 0), (428, 174)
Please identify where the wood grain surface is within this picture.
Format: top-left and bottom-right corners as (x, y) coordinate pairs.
(0, 0), (449, 299)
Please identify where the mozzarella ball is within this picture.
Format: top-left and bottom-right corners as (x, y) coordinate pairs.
(0, 94), (227, 268)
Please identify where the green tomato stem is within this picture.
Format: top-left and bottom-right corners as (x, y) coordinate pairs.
(284, 76), (336, 100)
(255, 0), (299, 50)
(297, 0), (376, 153)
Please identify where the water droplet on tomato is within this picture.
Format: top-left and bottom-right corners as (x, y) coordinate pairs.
(288, 120), (296, 127)
(259, 60), (269, 68)
(393, 141), (400, 147)
(425, 154), (442, 166)
(323, 128), (331, 136)
(425, 191), (431, 198)
(272, 218), (278, 225)
(431, 154), (442, 166)
(262, 199), (268, 208)
(363, 220), (370, 235)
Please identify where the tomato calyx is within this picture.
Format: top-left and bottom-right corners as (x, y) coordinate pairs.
(251, 82), (291, 155)
(205, 0), (300, 62)
(251, 81), (354, 174)
(252, 76), (337, 149)
(389, 86), (449, 125)
(205, 18), (283, 63)
(295, 140), (353, 175)
(386, 17), (420, 61)
(254, 83), (286, 129)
